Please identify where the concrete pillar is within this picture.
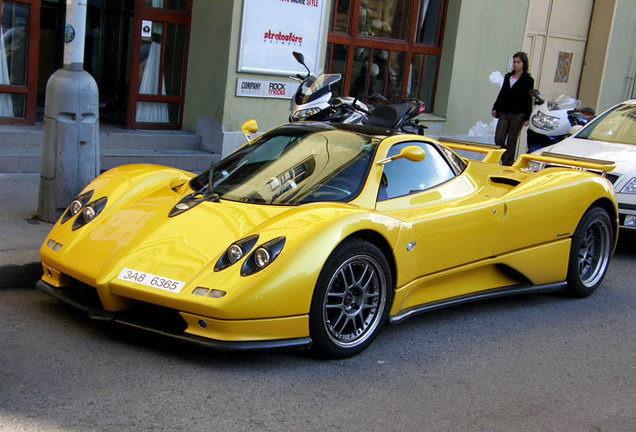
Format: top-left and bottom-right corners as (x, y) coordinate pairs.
(38, 0), (100, 223)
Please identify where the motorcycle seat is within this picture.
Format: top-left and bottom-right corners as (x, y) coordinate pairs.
(364, 102), (415, 129)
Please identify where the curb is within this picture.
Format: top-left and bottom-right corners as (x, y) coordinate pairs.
(0, 249), (42, 288)
(0, 262), (42, 288)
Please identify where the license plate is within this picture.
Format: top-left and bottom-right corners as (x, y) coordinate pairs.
(116, 268), (185, 294)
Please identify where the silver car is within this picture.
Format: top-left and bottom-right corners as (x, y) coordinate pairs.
(533, 99), (636, 231)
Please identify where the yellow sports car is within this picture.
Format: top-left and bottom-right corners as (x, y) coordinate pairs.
(37, 122), (618, 358)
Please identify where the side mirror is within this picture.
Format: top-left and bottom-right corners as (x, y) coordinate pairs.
(292, 51), (305, 65)
(292, 51), (310, 77)
(568, 125), (583, 136)
(378, 145), (426, 164)
(530, 89), (544, 105)
(241, 119), (258, 141)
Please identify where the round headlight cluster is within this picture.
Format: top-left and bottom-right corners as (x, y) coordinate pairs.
(227, 244), (243, 263)
(254, 248), (271, 268)
(82, 206), (96, 223)
(70, 200), (83, 215)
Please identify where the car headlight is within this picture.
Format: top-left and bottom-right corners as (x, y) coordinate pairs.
(82, 206), (96, 223)
(531, 111), (559, 130)
(620, 177), (636, 194)
(61, 190), (94, 224)
(227, 244), (244, 263)
(71, 196), (107, 230)
(254, 247), (271, 268)
(241, 237), (286, 276)
(70, 200), (83, 215)
(214, 234), (259, 271)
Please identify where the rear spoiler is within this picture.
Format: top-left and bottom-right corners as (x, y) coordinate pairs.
(512, 151), (616, 174)
(441, 139), (506, 164)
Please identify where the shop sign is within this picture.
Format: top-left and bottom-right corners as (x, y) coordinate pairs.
(236, 78), (298, 99)
(238, 0), (328, 76)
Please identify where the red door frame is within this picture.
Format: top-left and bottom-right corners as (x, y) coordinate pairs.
(127, 0), (192, 130)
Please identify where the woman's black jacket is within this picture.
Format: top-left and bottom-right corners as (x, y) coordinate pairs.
(492, 72), (534, 120)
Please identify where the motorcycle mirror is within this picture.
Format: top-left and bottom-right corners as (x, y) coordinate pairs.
(292, 51), (310, 77)
(530, 89), (544, 105)
(292, 51), (305, 64)
(579, 107), (596, 116)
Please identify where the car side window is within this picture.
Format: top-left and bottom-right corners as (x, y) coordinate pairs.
(378, 142), (456, 201)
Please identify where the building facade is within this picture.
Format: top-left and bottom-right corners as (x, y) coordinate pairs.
(1, 0), (634, 157)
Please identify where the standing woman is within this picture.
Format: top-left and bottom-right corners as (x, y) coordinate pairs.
(491, 52), (534, 165)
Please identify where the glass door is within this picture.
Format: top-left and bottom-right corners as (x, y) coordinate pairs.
(84, 0), (134, 125)
(0, 0), (40, 125)
(128, 0), (191, 129)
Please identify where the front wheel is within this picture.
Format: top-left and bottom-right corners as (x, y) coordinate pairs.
(309, 238), (392, 358)
(566, 206), (613, 297)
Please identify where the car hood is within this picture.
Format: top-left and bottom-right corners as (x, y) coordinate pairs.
(543, 137), (636, 175)
(48, 192), (292, 286)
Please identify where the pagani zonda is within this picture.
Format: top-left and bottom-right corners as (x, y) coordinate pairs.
(37, 122), (618, 358)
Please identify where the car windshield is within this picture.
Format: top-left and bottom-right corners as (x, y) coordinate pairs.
(190, 125), (378, 205)
(576, 103), (636, 145)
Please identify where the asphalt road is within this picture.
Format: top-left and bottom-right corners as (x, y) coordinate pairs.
(1, 238), (635, 432)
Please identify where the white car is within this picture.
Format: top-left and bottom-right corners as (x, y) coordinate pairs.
(533, 99), (636, 231)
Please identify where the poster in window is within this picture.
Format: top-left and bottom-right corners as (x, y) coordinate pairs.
(554, 51), (573, 83)
(238, 0), (328, 76)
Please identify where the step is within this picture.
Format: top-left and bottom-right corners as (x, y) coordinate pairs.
(0, 123), (219, 173)
(0, 149), (221, 174)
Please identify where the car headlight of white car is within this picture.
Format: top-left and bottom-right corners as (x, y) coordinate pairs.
(620, 177), (636, 194)
(531, 111), (559, 130)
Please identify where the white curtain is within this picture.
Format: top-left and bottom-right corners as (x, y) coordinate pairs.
(0, 26), (14, 117)
(136, 0), (169, 123)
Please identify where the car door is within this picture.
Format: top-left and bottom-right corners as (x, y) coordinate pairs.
(375, 141), (505, 306)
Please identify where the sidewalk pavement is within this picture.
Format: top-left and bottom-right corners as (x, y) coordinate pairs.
(0, 173), (53, 287)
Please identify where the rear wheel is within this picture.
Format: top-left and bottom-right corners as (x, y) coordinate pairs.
(566, 206), (613, 297)
(309, 238), (392, 358)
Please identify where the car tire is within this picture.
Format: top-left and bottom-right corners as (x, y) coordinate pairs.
(309, 238), (393, 358)
(566, 206), (613, 298)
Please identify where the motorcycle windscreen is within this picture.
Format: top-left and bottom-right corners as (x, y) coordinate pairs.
(295, 74), (342, 105)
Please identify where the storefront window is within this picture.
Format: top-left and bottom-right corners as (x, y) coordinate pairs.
(145, 0), (163, 8)
(0, 94), (25, 118)
(407, 53), (438, 110)
(357, 0), (409, 40)
(138, 21), (163, 96)
(132, 0), (191, 127)
(164, 23), (187, 96)
(146, 0), (186, 12)
(167, 0), (186, 11)
(324, 43), (347, 97)
(136, 20), (186, 122)
(1, 2), (28, 86)
(0, 1), (29, 118)
(330, 0), (351, 33)
(327, 0), (447, 112)
(415, 0), (443, 44)
(136, 101), (179, 124)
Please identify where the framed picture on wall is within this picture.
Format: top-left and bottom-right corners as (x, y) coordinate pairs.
(238, 0), (328, 76)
